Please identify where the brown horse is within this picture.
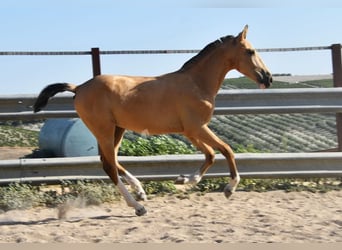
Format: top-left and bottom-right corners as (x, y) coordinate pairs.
(34, 25), (272, 216)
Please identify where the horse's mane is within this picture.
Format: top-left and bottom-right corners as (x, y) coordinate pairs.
(180, 35), (235, 71)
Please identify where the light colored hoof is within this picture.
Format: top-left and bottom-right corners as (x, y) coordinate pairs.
(135, 206), (147, 216)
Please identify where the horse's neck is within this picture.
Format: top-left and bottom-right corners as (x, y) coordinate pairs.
(185, 50), (233, 98)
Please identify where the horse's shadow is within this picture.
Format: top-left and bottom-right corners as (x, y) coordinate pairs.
(0, 217), (57, 226)
(0, 214), (135, 226)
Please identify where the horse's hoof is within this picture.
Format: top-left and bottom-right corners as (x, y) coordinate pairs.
(224, 186), (233, 199)
(224, 190), (233, 199)
(135, 206), (147, 216)
(174, 175), (188, 184)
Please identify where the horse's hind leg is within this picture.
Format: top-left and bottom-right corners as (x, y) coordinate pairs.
(114, 127), (147, 201)
(118, 168), (147, 201)
(96, 126), (146, 216)
(175, 136), (215, 185)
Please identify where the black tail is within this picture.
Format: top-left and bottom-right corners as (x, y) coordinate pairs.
(33, 83), (77, 112)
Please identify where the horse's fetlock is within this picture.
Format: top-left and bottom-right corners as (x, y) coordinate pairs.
(137, 191), (147, 201)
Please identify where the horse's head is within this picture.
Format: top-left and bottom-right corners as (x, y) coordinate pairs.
(229, 25), (272, 89)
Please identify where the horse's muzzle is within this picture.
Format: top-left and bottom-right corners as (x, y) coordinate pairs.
(257, 70), (272, 89)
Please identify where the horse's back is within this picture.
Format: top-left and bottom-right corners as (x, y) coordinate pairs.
(73, 74), (180, 133)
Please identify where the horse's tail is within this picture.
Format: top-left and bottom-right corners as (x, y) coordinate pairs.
(33, 83), (77, 113)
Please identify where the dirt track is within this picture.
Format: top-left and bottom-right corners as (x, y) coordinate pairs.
(0, 191), (341, 243)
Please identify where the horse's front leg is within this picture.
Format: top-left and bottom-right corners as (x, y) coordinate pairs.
(175, 137), (215, 185)
(202, 127), (240, 198)
(184, 126), (240, 198)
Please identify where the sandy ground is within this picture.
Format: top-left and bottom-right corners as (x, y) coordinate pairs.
(0, 147), (341, 243)
(0, 190), (341, 243)
(0, 147), (34, 160)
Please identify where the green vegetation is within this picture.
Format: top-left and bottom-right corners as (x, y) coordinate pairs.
(0, 182), (42, 211)
(191, 177), (342, 194)
(119, 134), (196, 156)
(0, 125), (39, 147)
(143, 181), (178, 195)
(0, 180), (120, 211)
(0, 178), (341, 211)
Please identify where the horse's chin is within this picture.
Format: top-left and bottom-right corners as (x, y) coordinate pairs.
(259, 83), (266, 89)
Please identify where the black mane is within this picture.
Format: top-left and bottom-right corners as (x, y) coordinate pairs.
(180, 35), (234, 71)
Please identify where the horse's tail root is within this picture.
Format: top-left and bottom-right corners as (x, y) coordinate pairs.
(33, 83), (77, 113)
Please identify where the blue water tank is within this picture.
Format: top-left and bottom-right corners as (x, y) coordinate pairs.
(39, 118), (99, 157)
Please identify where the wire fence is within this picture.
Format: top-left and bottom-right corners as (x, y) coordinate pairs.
(0, 45), (335, 56)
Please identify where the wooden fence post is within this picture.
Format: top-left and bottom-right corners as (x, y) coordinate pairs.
(90, 47), (102, 155)
(91, 47), (101, 77)
(331, 44), (342, 151)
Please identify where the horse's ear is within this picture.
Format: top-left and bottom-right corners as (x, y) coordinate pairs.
(237, 25), (249, 41)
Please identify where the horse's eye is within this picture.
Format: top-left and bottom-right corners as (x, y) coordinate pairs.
(247, 49), (255, 56)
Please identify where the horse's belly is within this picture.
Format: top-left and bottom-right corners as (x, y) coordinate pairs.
(116, 112), (183, 135)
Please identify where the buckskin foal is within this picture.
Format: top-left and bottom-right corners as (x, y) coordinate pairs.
(34, 25), (272, 216)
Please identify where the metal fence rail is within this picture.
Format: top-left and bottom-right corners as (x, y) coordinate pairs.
(1, 152), (342, 185)
(1, 88), (342, 120)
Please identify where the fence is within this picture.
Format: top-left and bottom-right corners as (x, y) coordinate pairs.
(1, 152), (342, 185)
(0, 44), (341, 184)
(2, 88), (342, 119)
